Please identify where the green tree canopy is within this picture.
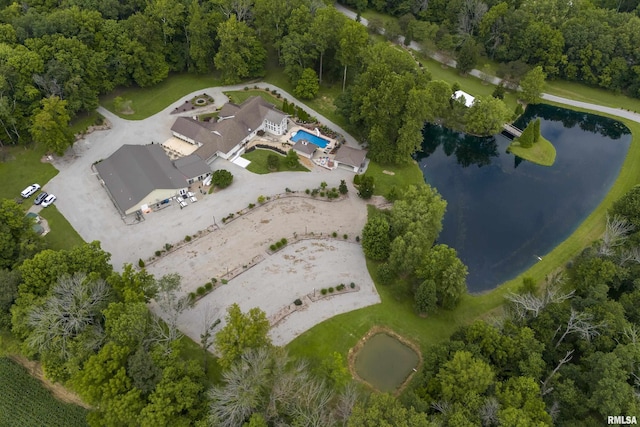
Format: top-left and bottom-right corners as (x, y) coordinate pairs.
(347, 393), (431, 427)
(520, 65), (547, 104)
(362, 213), (391, 261)
(294, 67), (320, 100)
(214, 16), (266, 84)
(464, 95), (511, 135)
(417, 244), (468, 309)
(214, 303), (271, 369)
(30, 96), (74, 155)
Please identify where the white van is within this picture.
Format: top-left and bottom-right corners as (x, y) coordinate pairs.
(21, 184), (41, 198)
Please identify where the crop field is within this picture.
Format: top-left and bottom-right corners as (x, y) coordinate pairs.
(0, 358), (89, 427)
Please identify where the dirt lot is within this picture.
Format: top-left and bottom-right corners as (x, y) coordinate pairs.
(146, 196), (380, 346)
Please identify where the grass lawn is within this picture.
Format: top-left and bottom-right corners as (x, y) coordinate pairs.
(364, 159), (425, 197)
(69, 111), (102, 136)
(242, 149), (309, 174)
(40, 205), (85, 251)
(507, 135), (556, 167)
(100, 72), (222, 120)
(0, 145), (58, 201)
(225, 89), (282, 107)
(287, 105), (640, 388)
(545, 80), (640, 113)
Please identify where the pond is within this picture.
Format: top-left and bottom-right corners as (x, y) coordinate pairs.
(354, 332), (420, 393)
(415, 104), (631, 293)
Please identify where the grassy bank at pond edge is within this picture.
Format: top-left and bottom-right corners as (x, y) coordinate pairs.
(507, 135), (556, 167)
(287, 105), (640, 391)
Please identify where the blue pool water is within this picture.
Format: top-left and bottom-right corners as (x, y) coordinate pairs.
(291, 129), (329, 148)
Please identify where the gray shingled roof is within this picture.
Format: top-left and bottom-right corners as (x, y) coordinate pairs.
(173, 154), (212, 178)
(334, 145), (368, 168)
(292, 140), (317, 155)
(96, 145), (189, 213)
(171, 97), (288, 162)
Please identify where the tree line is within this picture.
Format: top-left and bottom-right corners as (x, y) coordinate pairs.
(340, 0), (640, 98)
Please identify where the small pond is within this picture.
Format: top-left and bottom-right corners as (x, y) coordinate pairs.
(354, 332), (420, 393)
(415, 104), (631, 293)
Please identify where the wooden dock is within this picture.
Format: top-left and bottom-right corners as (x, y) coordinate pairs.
(503, 123), (523, 138)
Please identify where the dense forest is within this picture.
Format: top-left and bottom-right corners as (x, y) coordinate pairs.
(339, 0), (640, 97)
(2, 0), (640, 425)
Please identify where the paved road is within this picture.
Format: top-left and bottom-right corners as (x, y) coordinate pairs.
(335, 4), (640, 125)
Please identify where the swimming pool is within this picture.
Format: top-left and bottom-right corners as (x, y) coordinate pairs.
(290, 129), (330, 149)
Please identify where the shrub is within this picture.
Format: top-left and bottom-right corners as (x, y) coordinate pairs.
(337, 284), (345, 291)
(222, 217), (226, 223)
(281, 238), (287, 245)
(248, 203), (255, 208)
(244, 86), (249, 91)
(155, 250), (162, 257)
(321, 288), (327, 295)
(189, 292), (196, 300)
(165, 243), (172, 251)
(339, 180), (348, 194)
(285, 187), (292, 193)
(320, 181), (328, 190)
(294, 298), (303, 306)
(270, 244), (277, 251)
(138, 258), (145, 268)
(358, 176), (375, 199)
(267, 154), (279, 170)
(350, 282), (355, 288)
(275, 241), (283, 249)
(320, 191), (325, 197)
(258, 195), (266, 204)
(196, 286), (206, 295)
(185, 235), (192, 242)
(332, 231), (337, 238)
(328, 287), (334, 293)
(205, 282), (213, 291)
(356, 236), (360, 242)
(311, 189), (319, 197)
(212, 169), (234, 188)
(343, 234), (348, 239)
(305, 189), (310, 194)
(353, 174), (362, 185)
(221, 279), (228, 284)
(211, 278), (218, 284)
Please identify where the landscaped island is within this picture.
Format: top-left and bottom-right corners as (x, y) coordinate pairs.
(507, 118), (557, 166)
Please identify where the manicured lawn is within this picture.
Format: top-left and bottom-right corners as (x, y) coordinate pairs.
(40, 205), (85, 251)
(507, 136), (556, 167)
(287, 106), (640, 387)
(225, 89), (282, 107)
(179, 335), (222, 384)
(545, 80), (640, 113)
(364, 159), (425, 197)
(242, 149), (309, 174)
(69, 111), (103, 135)
(0, 145), (58, 202)
(413, 50), (519, 113)
(101, 73), (222, 120)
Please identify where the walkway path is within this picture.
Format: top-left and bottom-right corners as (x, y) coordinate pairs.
(335, 4), (640, 125)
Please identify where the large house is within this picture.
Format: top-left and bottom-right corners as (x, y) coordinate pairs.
(95, 144), (211, 216)
(171, 96), (288, 163)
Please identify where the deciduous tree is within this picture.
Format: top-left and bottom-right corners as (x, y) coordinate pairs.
(294, 68), (320, 100)
(30, 96), (74, 156)
(520, 65), (547, 104)
(362, 213), (391, 261)
(417, 244), (468, 309)
(215, 16), (266, 84)
(464, 95), (511, 135)
(214, 303), (271, 369)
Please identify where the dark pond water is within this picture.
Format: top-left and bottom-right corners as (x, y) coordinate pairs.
(415, 104), (631, 293)
(354, 333), (419, 392)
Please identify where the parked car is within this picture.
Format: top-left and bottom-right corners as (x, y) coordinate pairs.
(34, 192), (48, 205)
(20, 184), (40, 198)
(41, 194), (56, 207)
